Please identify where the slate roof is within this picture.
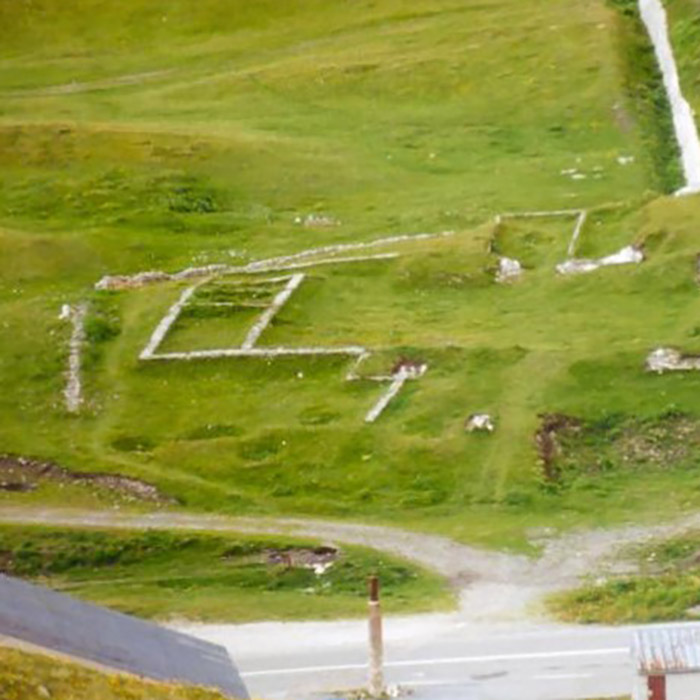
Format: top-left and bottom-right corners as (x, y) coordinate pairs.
(0, 574), (248, 698)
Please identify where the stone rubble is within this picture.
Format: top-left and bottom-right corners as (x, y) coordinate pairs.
(646, 347), (700, 373)
(465, 413), (495, 433)
(556, 245), (644, 275)
(496, 256), (523, 283)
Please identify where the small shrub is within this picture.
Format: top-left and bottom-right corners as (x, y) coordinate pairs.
(84, 314), (120, 343)
(183, 424), (242, 441)
(111, 435), (156, 452)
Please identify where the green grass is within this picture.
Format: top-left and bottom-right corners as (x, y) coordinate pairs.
(0, 524), (454, 622)
(0, 647), (231, 700)
(666, 0), (700, 123)
(551, 531), (700, 624)
(1, 0), (700, 551)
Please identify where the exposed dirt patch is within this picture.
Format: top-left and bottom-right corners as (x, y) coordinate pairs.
(391, 356), (426, 375)
(0, 455), (175, 504)
(615, 416), (698, 467)
(265, 545), (339, 570)
(534, 413), (581, 483)
(535, 412), (700, 488)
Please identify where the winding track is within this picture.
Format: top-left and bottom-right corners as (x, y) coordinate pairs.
(6, 505), (700, 698)
(3, 505), (700, 621)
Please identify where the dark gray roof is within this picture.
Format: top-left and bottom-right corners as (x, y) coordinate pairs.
(634, 623), (700, 675)
(0, 574), (248, 698)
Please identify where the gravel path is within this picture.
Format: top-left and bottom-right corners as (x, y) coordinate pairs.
(2, 506), (699, 622)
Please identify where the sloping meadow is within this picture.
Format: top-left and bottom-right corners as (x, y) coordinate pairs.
(2, 0), (700, 547)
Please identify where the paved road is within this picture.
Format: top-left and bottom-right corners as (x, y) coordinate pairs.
(178, 617), (638, 700)
(3, 506), (687, 698)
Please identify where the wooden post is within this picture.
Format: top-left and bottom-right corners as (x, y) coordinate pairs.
(368, 575), (384, 698)
(647, 675), (666, 700)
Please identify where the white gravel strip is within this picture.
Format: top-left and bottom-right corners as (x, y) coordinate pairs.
(139, 284), (200, 360)
(499, 209), (583, 219)
(95, 232), (446, 290)
(144, 346), (367, 361)
(245, 252), (399, 274)
(556, 245), (644, 275)
(241, 274), (305, 350)
(639, 0), (700, 194)
(365, 369), (411, 423)
(567, 210), (587, 257)
(244, 231), (452, 272)
(364, 365), (427, 423)
(64, 303), (87, 413)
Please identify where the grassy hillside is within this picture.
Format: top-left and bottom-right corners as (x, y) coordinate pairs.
(551, 530), (700, 624)
(0, 524), (453, 621)
(0, 646), (231, 700)
(2, 0), (700, 549)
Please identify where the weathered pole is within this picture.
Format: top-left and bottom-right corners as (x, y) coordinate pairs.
(368, 575), (384, 698)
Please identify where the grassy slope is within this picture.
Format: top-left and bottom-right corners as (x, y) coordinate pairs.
(551, 530), (700, 624)
(0, 646), (230, 700)
(1, 0), (700, 549)
(0, 524), (453, 621)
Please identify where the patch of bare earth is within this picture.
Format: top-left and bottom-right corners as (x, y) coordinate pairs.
(534, 413), (581, 483)
(0, 455), (175, 504)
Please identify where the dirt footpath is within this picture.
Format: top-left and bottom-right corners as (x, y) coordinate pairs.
(1, 505), (699, 622)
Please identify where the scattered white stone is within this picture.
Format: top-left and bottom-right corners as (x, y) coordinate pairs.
(496, 257), (523, 283)
(310, 562), (334, 576)
(58, 304), (71, 321)
(465, 413), (495, 433)
(556, 245), (643, 275)
(617, 155), (635, 166)
(646, 347), (700, 373)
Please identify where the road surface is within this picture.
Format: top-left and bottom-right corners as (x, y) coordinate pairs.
(4, 506), (690, 698)
(178, 617), (639, 700)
